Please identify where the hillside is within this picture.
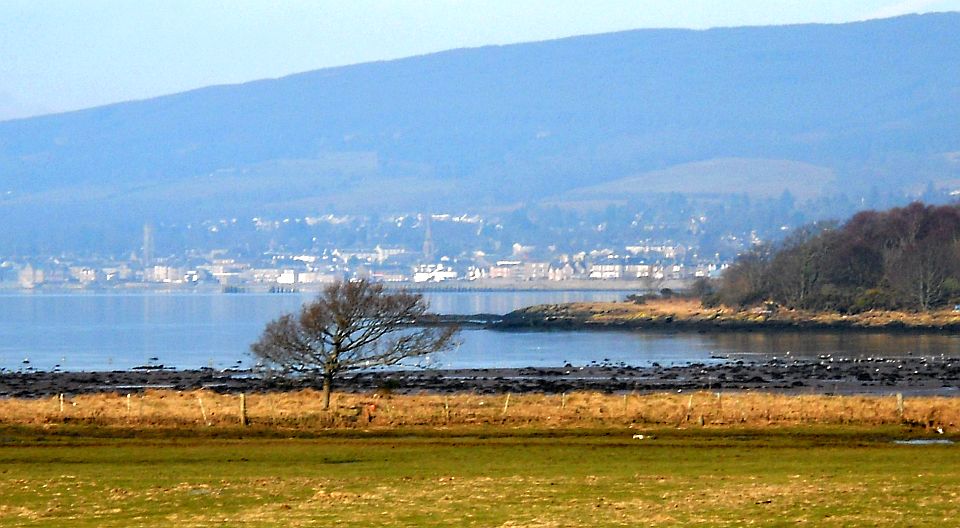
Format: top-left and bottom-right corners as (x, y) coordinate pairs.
(552, 158), (837, 206)
(1, 13), (959, 243)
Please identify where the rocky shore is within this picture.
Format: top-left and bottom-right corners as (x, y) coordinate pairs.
(2, 354), (958, 398)
(5, 300), (960, 400)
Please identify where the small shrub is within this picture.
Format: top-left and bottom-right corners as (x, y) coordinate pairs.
(850, 288), (897, 313)
(625, 294), (649, 305)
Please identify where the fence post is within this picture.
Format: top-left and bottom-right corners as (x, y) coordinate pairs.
(197, 396), (210, 426)
(240, 393), (248, 427)
(502, 393), (511, 416)
(896, 392), (904, 420)
(59, 393), (64, 414)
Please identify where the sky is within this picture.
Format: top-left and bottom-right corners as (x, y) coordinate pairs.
(2, 0), (960, 121)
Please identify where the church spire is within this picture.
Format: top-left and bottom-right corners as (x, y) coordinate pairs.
(422, 214), (436, 262)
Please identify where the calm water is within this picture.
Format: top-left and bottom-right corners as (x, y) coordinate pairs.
(1, 291), (959, 371)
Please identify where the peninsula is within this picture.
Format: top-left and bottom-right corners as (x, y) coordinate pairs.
(495, 299), (960, 332)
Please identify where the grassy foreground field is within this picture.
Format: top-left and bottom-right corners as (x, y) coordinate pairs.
(0, 426), (958, 527)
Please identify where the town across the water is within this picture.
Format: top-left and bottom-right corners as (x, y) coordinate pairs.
(4, 240), (720, 292)
(4, 248), (717, 291)
(2, 208), (755, 291)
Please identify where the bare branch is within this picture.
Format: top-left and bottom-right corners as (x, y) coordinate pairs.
(250, 279), (459, 408)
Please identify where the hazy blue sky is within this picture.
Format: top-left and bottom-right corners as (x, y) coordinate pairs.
(2, 0), (959, 121)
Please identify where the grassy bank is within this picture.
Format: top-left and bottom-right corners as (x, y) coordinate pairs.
(502, 298), (960, 331)
(1, 390), (957, 431)
(0, 427), (958, 526)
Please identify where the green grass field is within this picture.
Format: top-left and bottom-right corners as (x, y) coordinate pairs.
(1, 426), (957, 527)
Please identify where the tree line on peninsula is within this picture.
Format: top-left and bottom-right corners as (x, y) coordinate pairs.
(708, 202), (960, 312)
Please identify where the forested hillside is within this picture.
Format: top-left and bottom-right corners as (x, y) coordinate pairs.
(714, 202), (960, 311)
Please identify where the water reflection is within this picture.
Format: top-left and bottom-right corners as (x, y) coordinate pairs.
(421, 290), (630, 315)
(1, 292), (959, 371)
(702, 332), (960, 360)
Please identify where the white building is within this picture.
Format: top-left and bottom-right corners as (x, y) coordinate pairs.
(413, 264), (458, 283)
(489, 260), (522, 280)
(146, 265), (183, 283)
(69, 266), (100, 284)
(625, 264), (652, 278)
(298, 272), (339, 284)
(588, 264), (623, 280)
(548, 263), (576, 281)
(18, 264), (44, 288)
(277, 270), (298, 285)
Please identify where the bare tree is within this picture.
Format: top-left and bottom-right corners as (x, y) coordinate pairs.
(251, 279), (458, 409)
(884, 240), (959, 310)
(768, 225), (833, 308)
(716, 243), (773, 308)
(881, 204), (960, 310)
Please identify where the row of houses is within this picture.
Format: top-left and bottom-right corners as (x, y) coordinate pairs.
(413, 261), (723, 284)
(8, 263), (137, 288)
(135, 260), (723, 285)
(3, 255), (725, 289)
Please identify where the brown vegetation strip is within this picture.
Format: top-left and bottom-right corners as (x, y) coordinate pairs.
(502, 298), (960, 331)
(0, 390), (957, 431)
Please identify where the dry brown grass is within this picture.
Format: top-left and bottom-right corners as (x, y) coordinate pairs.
(524, 299), (722, 326)
(638, 298), (710, 316)
(0, 390), (957, 431)
(540, 299), (960, 328)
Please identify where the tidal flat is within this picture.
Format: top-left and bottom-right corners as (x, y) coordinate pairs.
(4, 352), (959, 398)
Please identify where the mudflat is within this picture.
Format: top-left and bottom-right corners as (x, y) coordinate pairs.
(1, 352), (957, 398)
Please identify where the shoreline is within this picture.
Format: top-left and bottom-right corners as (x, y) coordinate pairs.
(491, 300), (960, 333)
(3, 355), (958, 398)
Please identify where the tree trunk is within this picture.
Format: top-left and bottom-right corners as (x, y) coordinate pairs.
(321, 373), (333, 410)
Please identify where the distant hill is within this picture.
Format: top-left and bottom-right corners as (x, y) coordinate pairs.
(1, 13), (959, 246)
(551, 158), (836, 207)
